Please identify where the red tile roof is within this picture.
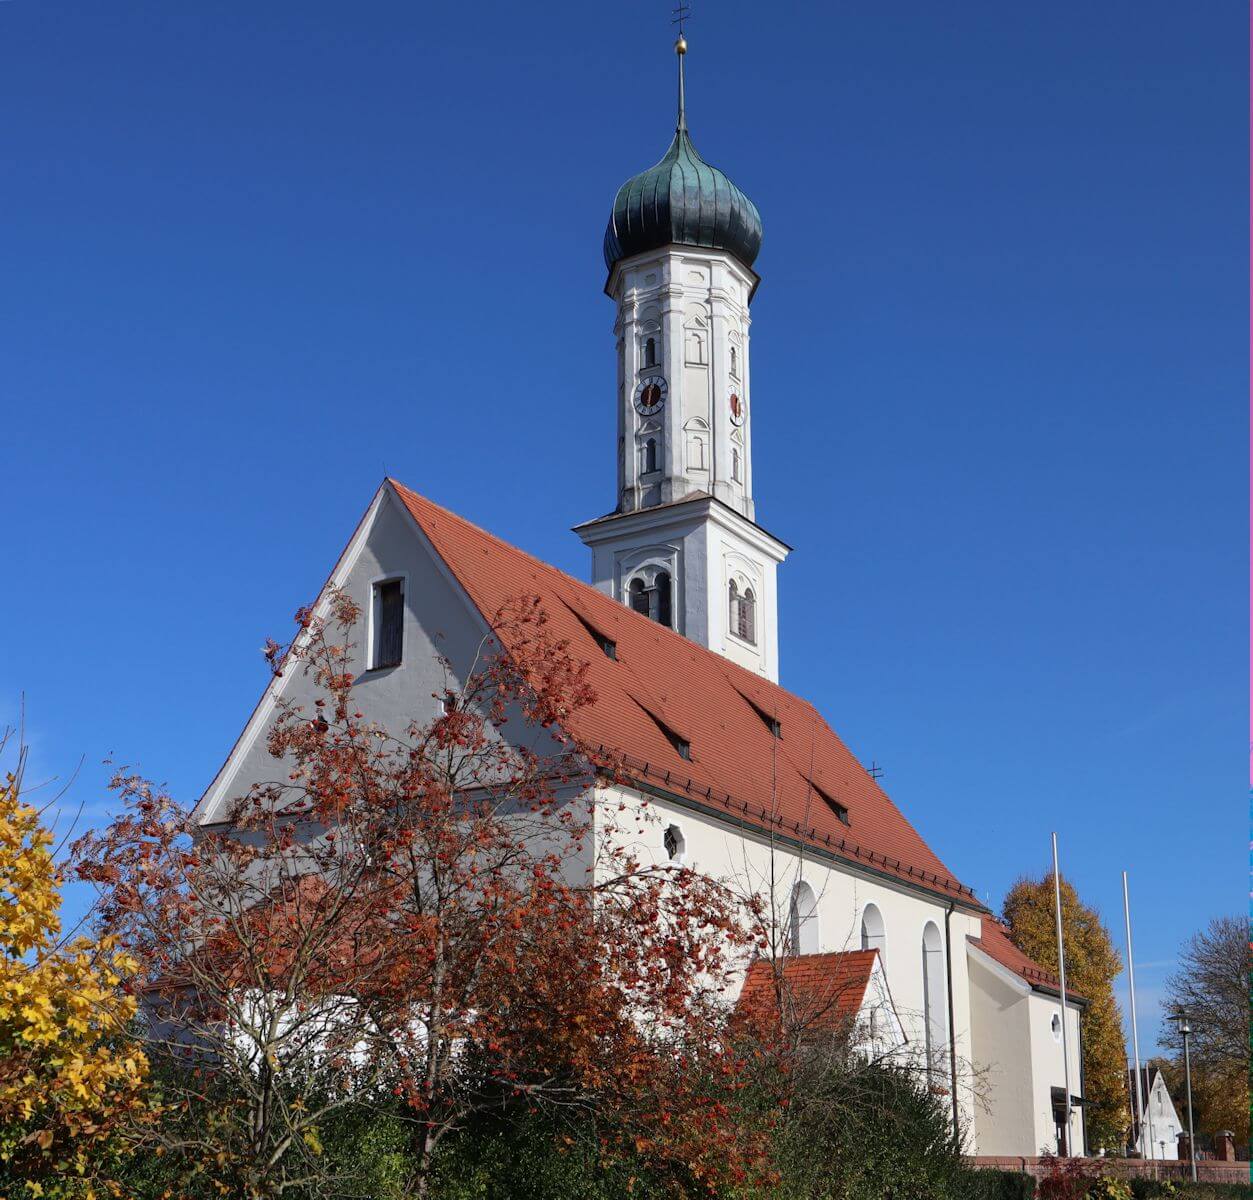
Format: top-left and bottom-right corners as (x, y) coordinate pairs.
(968, 919), (1086, 1003)
(391, 480), (981, 909)
(736, 950), (880, 1033)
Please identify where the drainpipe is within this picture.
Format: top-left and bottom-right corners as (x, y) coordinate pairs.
(944, 900), (960, 1144)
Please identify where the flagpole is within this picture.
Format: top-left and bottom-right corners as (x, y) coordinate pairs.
(1052, 834), (1074, 1155)
(1122, 870), (1155, 1160)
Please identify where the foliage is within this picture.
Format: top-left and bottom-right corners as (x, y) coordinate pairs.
(1132, 1184), (1253, 1200)
(1035, 1153), (1103, 1200)
(0, 734), (148, 1198)
(1003, 875), (1129, 1152)
(960, 1169), (1037, 1200)
(1088, 1178), (1133, 1200)
(1158, 916), (1250, 1142)
(741, 1055), (967, 1200)
(72, 592), (764, 1199)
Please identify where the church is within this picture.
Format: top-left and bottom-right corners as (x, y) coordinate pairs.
(195, 35), (1086, 1159)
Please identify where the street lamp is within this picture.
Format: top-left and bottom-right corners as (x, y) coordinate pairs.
(1178, 1013), (1198, 1183)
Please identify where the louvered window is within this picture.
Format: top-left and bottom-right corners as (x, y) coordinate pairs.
(372, 579), (404, 669)
(729, 582), (756, 644)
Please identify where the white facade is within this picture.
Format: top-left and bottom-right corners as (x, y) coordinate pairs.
(576, 245), (788, 681)
(599, 776), (985, 1139)
(967, 943), (1087, 1157)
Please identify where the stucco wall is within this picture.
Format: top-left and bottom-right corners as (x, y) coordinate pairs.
(594, 779), (984, 1145)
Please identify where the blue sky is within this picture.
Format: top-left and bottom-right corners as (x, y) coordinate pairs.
(1, 1), (1245, 1055)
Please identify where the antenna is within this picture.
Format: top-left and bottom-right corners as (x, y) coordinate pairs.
(671, 3), (691, 36)
(868, 760), (884, 781)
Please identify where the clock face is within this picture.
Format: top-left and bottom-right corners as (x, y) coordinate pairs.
(728, 391), (745, 425)
(634, 376), (667, 415)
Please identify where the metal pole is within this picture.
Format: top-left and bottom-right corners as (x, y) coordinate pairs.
(1181, 1016), (1197, 1182)
(1052, 834), (1074, 1155)
(1122, 871), (1155, 1161)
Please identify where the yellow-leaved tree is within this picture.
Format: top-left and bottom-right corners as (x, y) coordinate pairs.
(1002, 874), (1129, 1154)
(0, 735), (148, 1197)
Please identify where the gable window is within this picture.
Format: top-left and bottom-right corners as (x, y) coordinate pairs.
(628, 570), (672, 628)
(371, 578), (404, 669)
(729, 580), (756, 644)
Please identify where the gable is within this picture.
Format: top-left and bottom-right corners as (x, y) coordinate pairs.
(195, 486), (500, 825)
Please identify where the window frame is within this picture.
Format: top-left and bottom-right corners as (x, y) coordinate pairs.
(368, 573), (408, 671)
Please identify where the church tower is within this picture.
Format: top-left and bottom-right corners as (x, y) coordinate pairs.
(575, 33), (789, 681)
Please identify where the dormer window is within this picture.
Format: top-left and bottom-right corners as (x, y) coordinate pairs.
(370, 578), (404, 669)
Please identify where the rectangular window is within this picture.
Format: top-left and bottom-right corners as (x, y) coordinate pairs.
(372, 579), (404, 669)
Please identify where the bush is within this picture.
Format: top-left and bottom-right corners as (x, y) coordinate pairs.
(761, 1059), (968, 1200)
(961, 1167), (1037, 1200)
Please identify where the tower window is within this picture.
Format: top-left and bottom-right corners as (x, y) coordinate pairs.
(371, 578), (404, 669)
(628, 570), (672, 629)
(644, 336), (656, 368)
(729, 581), (756, 644)
(642, 437), (658, 474)
(730, 346), (738, 377)
(732, 447), (742, 482)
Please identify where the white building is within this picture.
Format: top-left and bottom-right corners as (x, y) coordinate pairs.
(194, 35), (1086, 1158)
(1128, 1067), (1184, 1160)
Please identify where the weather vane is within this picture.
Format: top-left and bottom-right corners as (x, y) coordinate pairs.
(672, 3), (690, 44)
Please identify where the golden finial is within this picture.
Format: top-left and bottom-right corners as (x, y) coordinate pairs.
(675, 34), (687, 54)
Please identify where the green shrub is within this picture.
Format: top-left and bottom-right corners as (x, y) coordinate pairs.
(961, 1167), (1037, 1200)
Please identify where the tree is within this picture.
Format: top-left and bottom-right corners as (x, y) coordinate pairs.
(74, 591), (766, 1199)
(1002, 875), (1128, 1152)
(0, 732), (148, 1196)
(1158, 915), (1249, 1141)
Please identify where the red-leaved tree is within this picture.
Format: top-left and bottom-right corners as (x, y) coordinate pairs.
(74, 590), (766, 1198)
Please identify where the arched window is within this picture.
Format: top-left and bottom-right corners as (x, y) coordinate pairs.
(730, 346), (738, 377)
(729, 581), (756, 644)
(655, 571), (672, 628)
(788, 881), (818, 955)
(628, 577), (650, 617)
(663, 824), (685, 862)
(922, 922), (946, 1076)
(860, 903), (887, 965)
(642, 437), (658, 474)
(627, 569), (672, 628)
(644, 336), (656, 368)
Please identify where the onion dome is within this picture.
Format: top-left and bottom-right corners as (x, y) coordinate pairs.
(603, 38), (762, 274)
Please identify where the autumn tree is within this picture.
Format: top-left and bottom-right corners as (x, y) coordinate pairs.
(1002, 874), (1128, 1152)
(73, 591), (765, 1199)
(1158, 915), (1249, 1142)
(0, 732), (148, 1197)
